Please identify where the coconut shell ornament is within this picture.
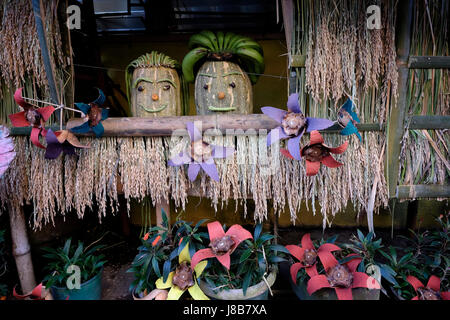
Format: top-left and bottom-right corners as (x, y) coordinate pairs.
(182, 31), (264, 115)
(126, 52), (186, 117)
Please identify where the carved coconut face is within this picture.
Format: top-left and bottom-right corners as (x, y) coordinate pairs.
(195, 61), (253, 115)
(131, 67), (181, 117)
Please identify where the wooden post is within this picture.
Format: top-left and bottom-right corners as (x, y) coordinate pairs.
(8, 206), (36, 294)
(386, 0), (413, 228)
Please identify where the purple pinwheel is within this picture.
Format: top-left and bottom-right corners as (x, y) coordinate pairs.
(261, 93), (334, 160)
(45, 129), (90, 160)
(168, 122), (234, 182)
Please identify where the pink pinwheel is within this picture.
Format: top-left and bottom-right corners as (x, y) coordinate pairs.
(190, 221), (253, 270)
(281, 130), (348, 176)
(168, 122), (234, 182)
(285, 233), (341, 283)
(307, 253), (380, 300)
(406, 275), (450, 300)
(9, 88), (55, 149)
(261, 93), (334, 160)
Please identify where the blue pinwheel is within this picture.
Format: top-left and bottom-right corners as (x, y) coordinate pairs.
(337, 99), (361, 141)
(70, 88), (109, 137)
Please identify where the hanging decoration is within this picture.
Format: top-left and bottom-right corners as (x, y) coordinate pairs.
(168, 122), (234, 182)
(9, 88), (55, 149)
(337, 99), (362, 141)
(126, 51), (186, 117)
(70, 89), (109, 138)
(262, 93), (334, 160)
(182, 31), (264, 115)
(44, 129), (90, 160)
(0, 126), (15, 177)
(281, 131), (348, 176)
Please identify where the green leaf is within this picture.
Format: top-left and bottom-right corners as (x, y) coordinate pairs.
(268, 244), (290, 254)
(163, 260), (171, 282)
(254, 224), (262, 241)
(357, 229), (365, 243)
(63, 238), (72, 256)
(193, 219), (208, 232)
(239, 248), (253, 264)
(151, 257), (161, 278)
(242, 272), (252, 296)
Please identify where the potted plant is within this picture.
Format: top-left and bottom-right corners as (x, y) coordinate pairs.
(192, 222), (288, 300)
(285, 232), (381, 300)
(381, 213), (449, 300)
(128, 210), (210, 300)
(41, 238), (106, 300)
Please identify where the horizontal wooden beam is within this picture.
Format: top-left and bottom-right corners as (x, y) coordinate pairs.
(408, 56), (450, 69)
(396, 185), (450, 199)
(61, 115), (384, 136)
(9, 115), (448, 137)
(292, 55), (450, 69)
(408, 115), (450, 129)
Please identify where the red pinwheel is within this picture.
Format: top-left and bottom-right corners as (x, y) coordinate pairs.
(9, 88), (55, 149)
(406, 275), (449, 300)
(281, 130), (348, 176)
(285, 233), (341, 283)
(190, 221), (253, 270)
(307, 254), (380, 300)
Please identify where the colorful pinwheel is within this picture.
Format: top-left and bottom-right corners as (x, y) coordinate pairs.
(168, 122), (234, 181)
(281, 130), (348, 176)
(70, 88), (109, 138)
(155, 243), (209, 300)
(337, 98), (361, 141)
(285, 233), (341, 282)
(406, 275), (449, 300)
(307, 254), (380, 300)
(45, 129), (90, 159)
(0, 126), (16, 177)
(261, 93), (334, 160)
(191, 221), (253, 270)
(9, 88), (55, 149)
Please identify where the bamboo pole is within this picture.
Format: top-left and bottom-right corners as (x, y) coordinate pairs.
(8, 206), (36, 294)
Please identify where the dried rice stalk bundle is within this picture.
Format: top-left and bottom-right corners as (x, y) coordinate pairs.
(94, 138), (119, 220)
(145, 137), (168, 205)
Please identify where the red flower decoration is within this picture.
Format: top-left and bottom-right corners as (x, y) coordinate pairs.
(281, 130), (348, 176)
(9, 88), (55, 149)
(286, 233), (341, 282)
(406, 275), (450, 300)
(191, 221), (253, 270)
(307, 253), (380, 300)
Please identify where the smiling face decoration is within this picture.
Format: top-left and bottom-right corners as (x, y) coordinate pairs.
(126, 52), (182, 117)
(194, 61), (253, 115)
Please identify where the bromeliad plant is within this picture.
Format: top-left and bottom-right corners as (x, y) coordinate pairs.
(380, 213), (450, 300)
(194, 223), (289, 296)
(285, 233), (381, 300)
(41, 238), (107, 289)
(128, 210), (210, 299)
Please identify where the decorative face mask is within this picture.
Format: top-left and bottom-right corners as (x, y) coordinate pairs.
(182, 31), (264, 115)
(126, 52), (182, 117)
(194, 61), (253, 115)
